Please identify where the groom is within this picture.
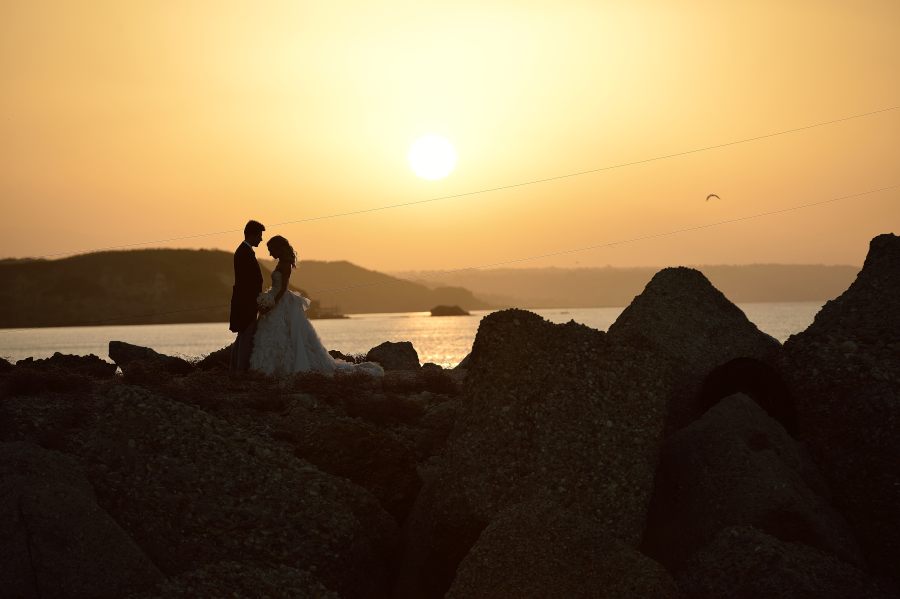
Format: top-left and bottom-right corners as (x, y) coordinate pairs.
(229, 219), (265, 372)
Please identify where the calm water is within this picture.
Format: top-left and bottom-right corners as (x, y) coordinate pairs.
(0, 302), (823, 368)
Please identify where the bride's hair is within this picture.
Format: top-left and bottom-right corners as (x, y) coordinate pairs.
(267, 235), (297, 269)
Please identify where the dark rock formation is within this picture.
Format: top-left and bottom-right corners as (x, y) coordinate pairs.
(0, 356), (13, 371)
(195, 344), (232, 370)
(643, 394), (861, 571)
(16, 353), (117, 378)
(2, 235), (897, 598)
(446, 500), (678, 599)
(64, 384), (398, 599)
(794, 233), (900, 344)
(678, 527), (893, 599)
(400, 397), (461, 462)
(328, 349), (355, 363)
(2, 367), (93, 397)
(784, 233), (900, 581)
(396, 309), (668, 598)
(130, 561), (338, 599)
(0, 442), (162, 598)
(607, 267), (783, 433)
(109, 341), (193, 378)
(342, 390), (427, 428)
(272, 403), (422, 522)
(366, 341), (420, 371)
(0, 395), (93, 450)
(431, 305), (470, 316)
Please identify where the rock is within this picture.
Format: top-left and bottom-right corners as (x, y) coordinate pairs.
(678, 527), (893, 599)
(2, 367), (93, 397)
(643, 394), (862, 572)
(16, 352), (117, 378)
(607, 267), (784, 433)
(365, 341), (420, 371)
(0, 395), (92, 449)
(783, 233), (900, 581)
(195, 344), (232, 370)
(794, 233), (900, 345)
(400, 397), (461, 462)
(454, 352), (471, 370)
(0, 441), (162, 598)
(328, 349), (355, 363)
(129, 561), (338, 599)
(65, 384), (398, 599)
(379, 368), (460, 395)
(430, 305), (470, 316)
(109, 341), (193, 377)
(395, 309), (668, 598)
(0, 356), (13, 371)
(343, 391), (427, 428)
(272, 404), (422, 523)
(446, 500), (678, 599)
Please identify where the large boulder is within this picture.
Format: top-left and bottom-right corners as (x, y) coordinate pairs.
(0, 395), (93, 449)
(1, 367), (93, 397)
(395, 309), (668, 598)
(446, 500), (678, 599)
(643, 394), (861, 571)
(16, 352), (117, 378)
(398, 396), (461, 462)
(792, 233), (900, 344)
(365, 341), (420, 371)
(108, 341), (193, 377)
(607, 267), (783, 433)
(678, 527), (893, 599)
(272, 402), (422, 523)
(129, 561), (338, 599)
(0, 441), (162, 598)
(783, 233), (900, 581)
(195, 344), (233, 370)
(65, 384), (398, 599)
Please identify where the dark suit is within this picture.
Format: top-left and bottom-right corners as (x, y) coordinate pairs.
(229, 242), (263, 371)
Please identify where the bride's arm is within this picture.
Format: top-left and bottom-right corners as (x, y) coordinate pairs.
(274, 268), (290, 305)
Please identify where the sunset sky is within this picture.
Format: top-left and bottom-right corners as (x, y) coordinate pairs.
(2, 0), (898, 271)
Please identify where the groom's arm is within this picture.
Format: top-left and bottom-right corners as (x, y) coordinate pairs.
(236, 248), (257, 290)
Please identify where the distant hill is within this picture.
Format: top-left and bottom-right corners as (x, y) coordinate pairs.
(395, 264), (861, 309)
(0, 250), (490, 328)
(286, 260), (490, 315)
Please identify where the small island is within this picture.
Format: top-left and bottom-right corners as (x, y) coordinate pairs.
(430, 305), (470, 317)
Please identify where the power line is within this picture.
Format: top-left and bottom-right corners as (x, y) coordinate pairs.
(27, 103), (900, 260)
(2, 183), (894, 332)
(309, 184), (897, 296)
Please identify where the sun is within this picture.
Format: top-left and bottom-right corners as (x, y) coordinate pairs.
(408, 135), (457, 180)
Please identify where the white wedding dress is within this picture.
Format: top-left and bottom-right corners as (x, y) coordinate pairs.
(249, 270), (384, 377)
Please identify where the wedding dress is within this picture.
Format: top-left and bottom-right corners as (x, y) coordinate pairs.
(249, 270), (384, 377)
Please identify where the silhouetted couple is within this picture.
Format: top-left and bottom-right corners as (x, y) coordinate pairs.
(229, 220), (382, 377)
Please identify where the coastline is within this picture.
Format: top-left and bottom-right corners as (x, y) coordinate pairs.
(0, 302), (824, 366)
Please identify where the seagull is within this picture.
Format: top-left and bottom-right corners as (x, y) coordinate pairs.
(706, 193), (721, 201)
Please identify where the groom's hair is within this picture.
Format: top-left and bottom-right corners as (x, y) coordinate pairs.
(244, 220), (265, 236)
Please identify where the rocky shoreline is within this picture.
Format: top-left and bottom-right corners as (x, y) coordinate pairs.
(1, 233), (897, 598)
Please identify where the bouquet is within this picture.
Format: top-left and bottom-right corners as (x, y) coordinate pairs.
(257, 292), (275, 311)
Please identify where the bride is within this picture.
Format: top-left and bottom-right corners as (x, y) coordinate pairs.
(249, 235), (384, 377)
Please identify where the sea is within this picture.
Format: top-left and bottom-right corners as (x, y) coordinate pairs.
(0, 302), (823, 369)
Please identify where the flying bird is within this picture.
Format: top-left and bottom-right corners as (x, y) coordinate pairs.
(706, 193), (721, 201)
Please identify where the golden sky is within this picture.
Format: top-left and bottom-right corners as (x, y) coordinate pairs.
(2, 0), (898, 270)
